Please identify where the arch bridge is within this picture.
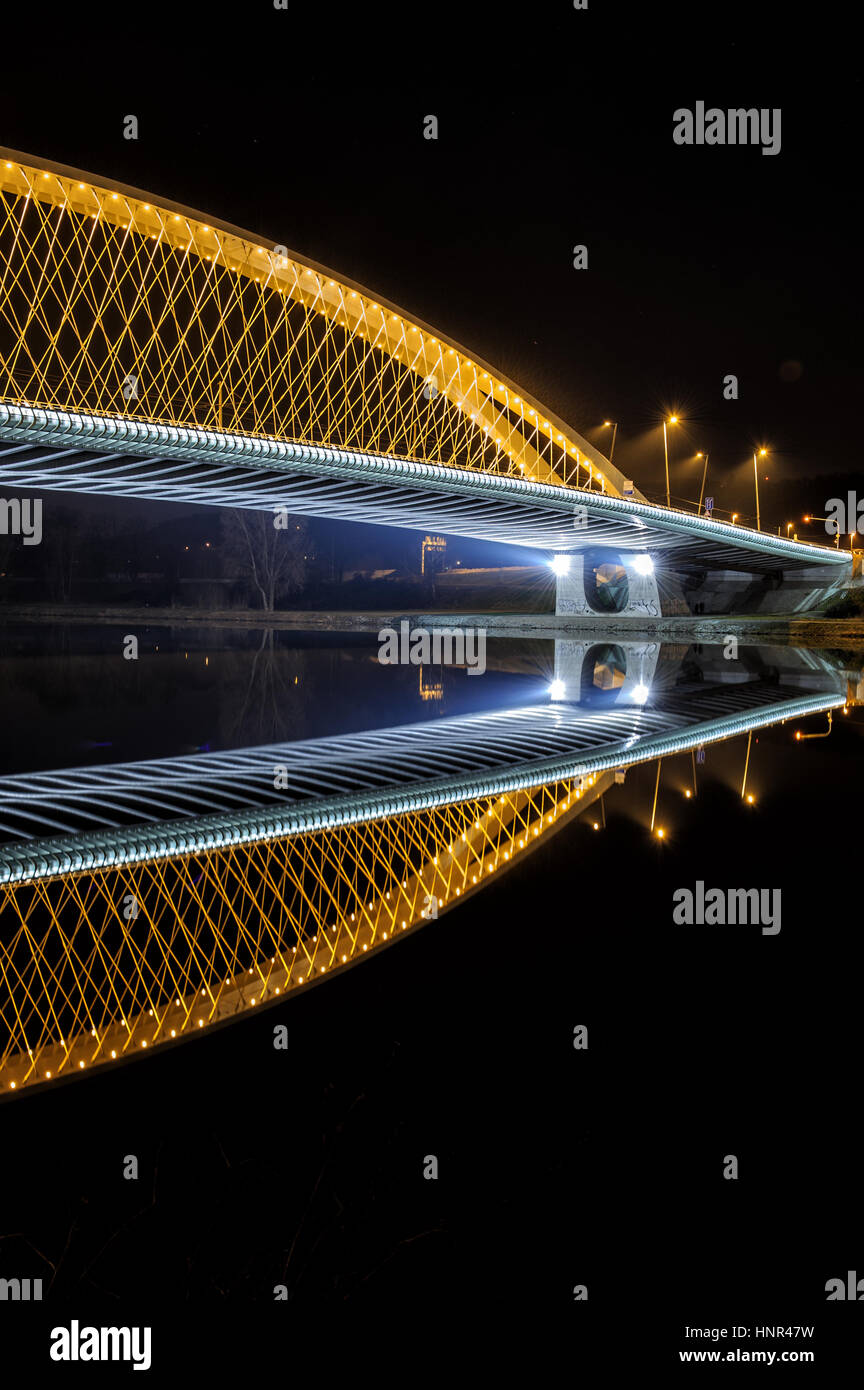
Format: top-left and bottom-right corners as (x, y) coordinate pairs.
(0, 148), (850, 615)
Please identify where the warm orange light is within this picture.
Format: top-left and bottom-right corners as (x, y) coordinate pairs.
(669, 415), (678, 424)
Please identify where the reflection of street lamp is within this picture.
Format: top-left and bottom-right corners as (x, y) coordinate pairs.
(602, 419), (618, 462)
(741, 729), (752, 799)
(650, 758), (663, 832)
(795, 712), (833, 740)
(696, 451), (709, 513)
(753, 447), (767, 531)
(663, 416), (679, 509)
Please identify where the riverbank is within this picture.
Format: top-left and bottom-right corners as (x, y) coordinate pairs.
(2, 603), (864, 648)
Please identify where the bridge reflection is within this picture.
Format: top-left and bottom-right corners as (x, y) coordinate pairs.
(0, 642), (848, 1096)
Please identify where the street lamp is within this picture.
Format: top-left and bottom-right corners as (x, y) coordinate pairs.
(802, 515), (840, 549)
(602, 420), (618, 462)
(663, 415), (679, 509)
(696, 451), (709, 514)
(786, 522), (794, 536)
(753, 447), (767, 531)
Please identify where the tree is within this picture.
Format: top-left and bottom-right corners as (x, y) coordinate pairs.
(220, 509), (309, 610)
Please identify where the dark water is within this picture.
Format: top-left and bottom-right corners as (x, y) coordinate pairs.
(0, 624), (552, 774)
(1, 623), (862, 1364)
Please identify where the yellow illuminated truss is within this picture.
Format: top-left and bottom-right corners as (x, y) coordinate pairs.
(0, 774), (608, 1096)
(0, 148), (629, 494)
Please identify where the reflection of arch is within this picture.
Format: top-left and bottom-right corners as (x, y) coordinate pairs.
(584, 550), (630, 613)
(581, 643), (628, 704)
(0, 774), (595, 1096)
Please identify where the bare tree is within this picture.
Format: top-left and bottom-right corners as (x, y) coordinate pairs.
(220, 510), (309, 611)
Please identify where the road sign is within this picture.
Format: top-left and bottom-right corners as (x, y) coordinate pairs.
(622, 479), (634, 497)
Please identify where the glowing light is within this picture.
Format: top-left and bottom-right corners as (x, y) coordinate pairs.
(550, 554), (571, 577)
(631, 683), (650, 705)
(549, 678), (566, 700)
(631, 554), (654, 576)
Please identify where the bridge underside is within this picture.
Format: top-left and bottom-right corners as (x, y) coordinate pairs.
(0, 405), (851, 616)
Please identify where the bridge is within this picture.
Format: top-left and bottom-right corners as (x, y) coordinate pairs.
(0, 642), (847, 1095)
(0, 148), (851, 615)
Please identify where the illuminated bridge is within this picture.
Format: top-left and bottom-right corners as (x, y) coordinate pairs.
(0, 644), (846, 1095)
(0, 148), (851, 615)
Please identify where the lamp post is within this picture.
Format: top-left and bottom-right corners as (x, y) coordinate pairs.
(752, 447), (767, 531)
(696, 451), (709, 513)
(663, 416), (678, 509)
(803, 515), (840, 549)
(603, 420), (618, 462)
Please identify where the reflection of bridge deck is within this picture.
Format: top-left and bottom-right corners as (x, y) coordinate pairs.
(0, 652), (845, 884)
(0, 644), (846, 1096)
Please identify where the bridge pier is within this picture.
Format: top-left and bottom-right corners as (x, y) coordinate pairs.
(555, 551), (664, 618)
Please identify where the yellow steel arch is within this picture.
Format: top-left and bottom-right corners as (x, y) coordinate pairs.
(0, 148), (635, 496)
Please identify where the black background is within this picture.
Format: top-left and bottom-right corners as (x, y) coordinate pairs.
(1, 0), (862, 1372)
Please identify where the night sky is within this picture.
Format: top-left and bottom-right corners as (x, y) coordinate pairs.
(1, 1), (860, 529)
